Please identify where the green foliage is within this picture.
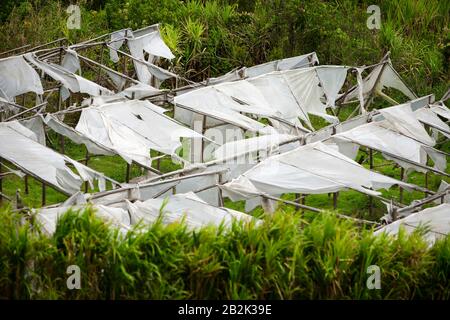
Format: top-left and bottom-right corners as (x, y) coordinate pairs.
(0, 207), (449, 299)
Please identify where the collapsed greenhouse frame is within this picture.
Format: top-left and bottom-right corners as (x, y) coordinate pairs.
(0, 23), (448, 238)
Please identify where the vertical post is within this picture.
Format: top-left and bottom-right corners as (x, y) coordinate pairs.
(96, 45), (104, 83)
(125, 163), (131, 183)
(84, 149), (90, 192)
(368, 148), (373, 215)
(424, 172), (428, 197)
(0, 161), (2, 205)
(24, 175), (29, 195)
(399, 167), (405, 203)
(156, 152), (161, 171)
(333, 192), (338, 210)
(41, 182), (46, 206)
(201, 115), (206, 163)
(60, 134), (65, 154)
(218, 173), (224, 207)
(295, 193), (301, 211)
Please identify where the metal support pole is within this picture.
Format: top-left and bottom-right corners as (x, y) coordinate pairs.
(41, 182), (46, 206)
(333, 192), (338, 210)
(0, 161), (2, 205)
(399, 167), (405, 203)
(84, 149), (90, 192)
(218, 173), (224, 207)
(125, 163), (131, 183)
(24, 175), (29, 195)
(369, 148), (373, 215)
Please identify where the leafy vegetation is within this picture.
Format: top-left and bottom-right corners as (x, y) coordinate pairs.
(0, 206), (449, 299)
(0, 1), (448, 299)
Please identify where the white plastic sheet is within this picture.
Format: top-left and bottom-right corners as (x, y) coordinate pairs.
(25, 53), (112, 98)
(221, 141), (412, 202)
(245, 52), (318, 78)
(126, 192), (256, 230)
(35, 204), (131, 235)
(0, 121), (111, 195)
(76, 100), (203, 167)
(374, 204), (450, 245)
(0, 55), (43, 101)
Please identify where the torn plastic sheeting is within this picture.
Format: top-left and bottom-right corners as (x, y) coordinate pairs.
(374, 204), (450, 246)
(434, 181), (449, 204)
(34, 204), (131, 235)
(76, 100), (203, 167)
(0, 55), (44, 101)
(174, 92), (276, 134)
(0, 122), (82, 194)
(378, 102), (435, 146)
(126, 192), (256, 230)
(109, 29), (127, 63)
(334, 122), (426, 164)
(430, 105), (450, 121)
(212, 133), (299, 161)
(61, 48), (81, 74)
(24, 53), (113, 99)
(106, 69), (127, 91)
(20, 116), (46, 145)
(415, 108), (450, 139)
(221, 141), (412, 202)
(76, 107), (155, 167)
(244, 52), (319, 78)
(344, 61), (416, 106)
(248, 72), (311, 124)
(120, 83), (161, 99)
(43, 114), (115, 156)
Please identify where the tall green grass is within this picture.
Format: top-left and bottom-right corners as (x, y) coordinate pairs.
(0, 206), (448, 299)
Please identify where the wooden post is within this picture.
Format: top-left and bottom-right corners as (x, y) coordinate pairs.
(368, 148), (373, 215)
(218, 173), (224, 207)
(201, 115), (206, 163)
(125, 163), (131, 183)
(84, 149), (90, 192)
(60, 134), (65, 154)
(333, 192), (338, 210)
(295, 193), (301, 211)
(41, 182), (46, 206)
(0, 161), (2, 205)
(156, 152), (161, 171)
(24, 175), (29, 195)
(399, 167), (405, 203)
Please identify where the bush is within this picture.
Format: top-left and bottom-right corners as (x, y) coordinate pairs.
(0, 207), (448, 299)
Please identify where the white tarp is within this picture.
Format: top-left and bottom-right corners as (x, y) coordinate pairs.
(174, 89), (277, 134)
(415, 107), (450, 139)
(378, 102), (435, 146)
(244, 52), (319, 78)
(430, 104), (450, 121)
(25, 53), (113, 99)
(0, 55), (44, 101)
(344, 60), (416, 109)
(43, 114), (115, 156)
(126, 192), (257, 230)
(127, 28), (175, 85)
(374, 204), (450, 245)
(221, 141), (412, 202)
(0, 121), (108, 194)
(174, 66), (348, 132)
(34, 204), (131, 235)
(75, 100), (203, 167)
(212, 133), (299, 161)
